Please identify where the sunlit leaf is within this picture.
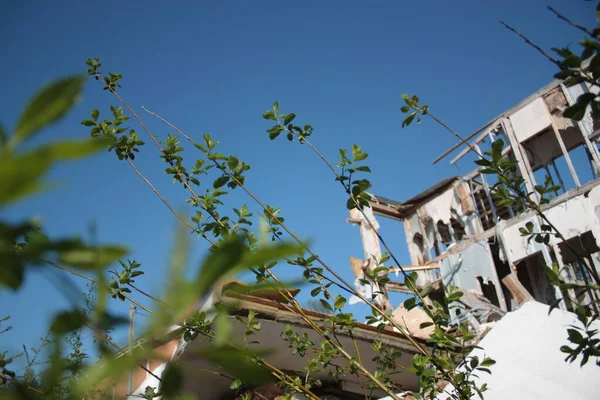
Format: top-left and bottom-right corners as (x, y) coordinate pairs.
(58, 245), (128, 270)
(14, 76), (86, 147)
(0, 138), (110, 206)
(214, 310), (233, 347)
(196, 235), (246, 298)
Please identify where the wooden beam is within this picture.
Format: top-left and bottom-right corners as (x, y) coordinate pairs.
(387, 280), (442, 294)
(349, 257), (364, 278)
(544, 102), (581, 187)
(501, 272), (534, 304)
(389, 264), (440, 273)
(501, 118), (537, 202)
(369, 202), (403, 220)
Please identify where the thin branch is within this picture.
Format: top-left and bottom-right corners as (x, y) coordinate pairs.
(127, 282), (164, 304)
(102, 83), (230, 236)
(499, 21), (561, 67)
(141, 107), (430, 352)
(548, 6), (595, 38)
(2, 374), (45, 395)
(126, 158), (212, 244)
(95, 330), (163, 383)
(141, 107), (355, 296)
(45, 260), (160, 315)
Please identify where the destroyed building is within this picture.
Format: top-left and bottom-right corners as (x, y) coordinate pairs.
(103, 78), (600, 400)
(349, 78), (600, 330)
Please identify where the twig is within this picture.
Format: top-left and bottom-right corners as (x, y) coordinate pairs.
(106, 87), (229, 235)
(548, 6), (595, 38)
(45, 260), (160, 315)
(140, 107), (431, 350)
(128, 282), (164, 304)
(126, 158), (215, 245)
(499, 21), (561, 67)
(95, 330), (163, 383)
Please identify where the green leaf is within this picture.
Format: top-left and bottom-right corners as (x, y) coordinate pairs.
(91, 109), (99, 121)
(230, 378), (243, 391)
(0, 123), (6, 148)
(334, 295), (346, 310)
(403, 297), (417, 310)
(525, 221), (534, 232)
(549, 298), (563, 314)
(273, 101), (279, 114)
(214, 310), (233, 347)
(0, 262), (24, 290)
(195, 345), (274, 387)
(352, 144), (361, 160)
(227, 156), (239, 170)
(50, 310), (87, 335)
(0, 151), (52, 205)
(267, 125), (283, 140)
(446, 290), (464, 303)
(491, 139), (504, 162)
(319, 299), (333, 312)
(402, 111), (417, 128)
(58, 245), (128, 270)
(196, 235), (246, 298)
(420, 284), (433, 298)
(262, 110), (277, 121)
(160, 364), (183, 397)
(354, 153), (368, 162)
(14, 76), (86, 147)
(213, 175), (230, 189)
(567, 328), (584, 344)
(474, 159), (491, 166)
(283, 113), (296, 125)
(480, 357), (496, 367)
(42, 137), (112, 161)
(0, 138), (110, 206)
(563, 102), (587, 121)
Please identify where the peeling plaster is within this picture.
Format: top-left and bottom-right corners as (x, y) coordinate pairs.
(499, 217), (547, 264)
(544, 195), (595, 244)
(439, 241), (500, 296)
(421, 186), (462, 225)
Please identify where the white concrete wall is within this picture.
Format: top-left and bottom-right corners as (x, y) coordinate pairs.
(498, 217), (547, 264)
(509, 97), (552, 143)
(544, 195), (596, 244)
(434, 301), (600, 400)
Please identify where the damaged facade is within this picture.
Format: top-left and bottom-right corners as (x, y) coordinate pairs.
(349, 79), (600, 330)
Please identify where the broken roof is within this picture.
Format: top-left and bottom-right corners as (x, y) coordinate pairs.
(120, 281), (430, 399)
(370, 176), (460, 219)
(432, 79), (562, 165)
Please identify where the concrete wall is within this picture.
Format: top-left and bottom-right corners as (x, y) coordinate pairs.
(509, 97), (552, 143)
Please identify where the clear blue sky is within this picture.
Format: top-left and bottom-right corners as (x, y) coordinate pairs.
(0, 0), (595, 368)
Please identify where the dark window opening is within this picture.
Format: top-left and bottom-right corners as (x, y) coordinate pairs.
(488, 240), (514, 311)
(522, 128), (578, 193)
(468, 172), (517, 231)
(557, 231), (600, 314)
(437, 220), (452, 245)
(413, 233), (426, 263)
(515, 252), (557, 305)
(477, 276), (501, 308)
(451, 218), (465, 241)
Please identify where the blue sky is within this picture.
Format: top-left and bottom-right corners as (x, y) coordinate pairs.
(0, 0), (595, 368)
